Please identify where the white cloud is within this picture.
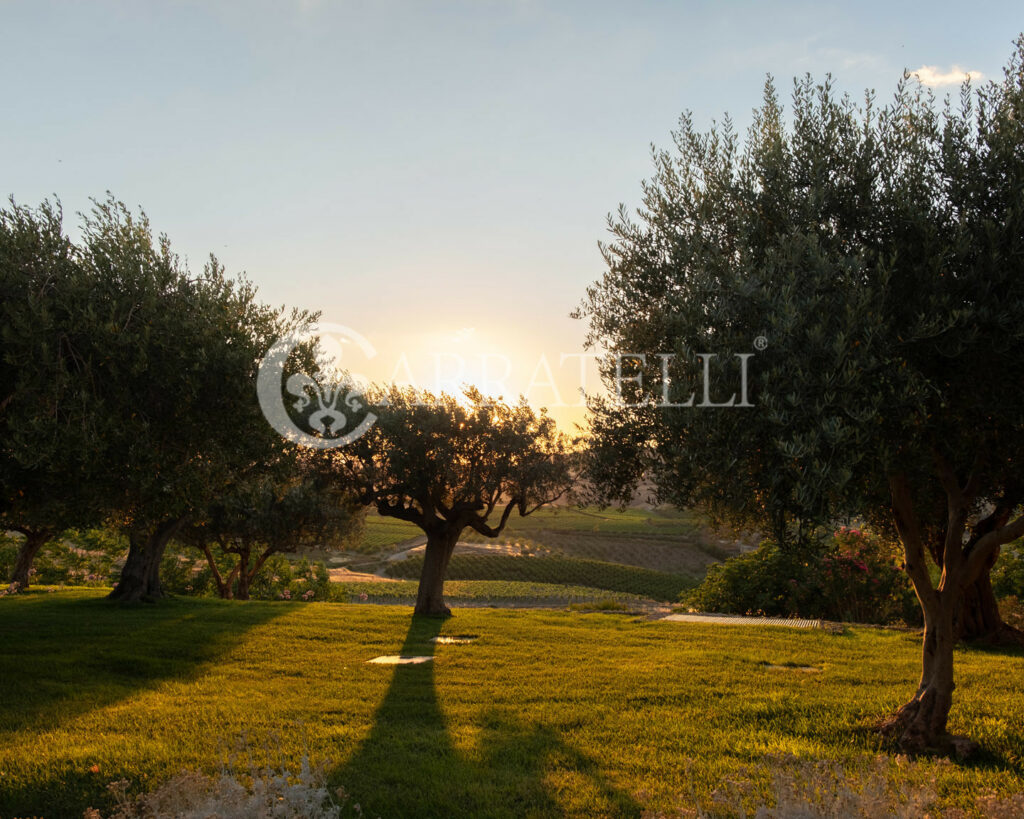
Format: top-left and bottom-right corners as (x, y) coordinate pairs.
(912, 64), (984, 88)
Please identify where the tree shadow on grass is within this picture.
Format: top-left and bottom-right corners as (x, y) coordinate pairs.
(334, 616), (640, 818)
(0, 592), (287, 737)
(0, 592), (291, 816)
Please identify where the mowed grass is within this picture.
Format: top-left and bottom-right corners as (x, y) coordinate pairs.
(385, 554), (694, 602)
(2, 591), (1024, 818)
(334, 579), (651, 606)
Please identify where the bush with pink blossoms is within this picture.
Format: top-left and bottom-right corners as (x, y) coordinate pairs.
(683, 527), (919, 625)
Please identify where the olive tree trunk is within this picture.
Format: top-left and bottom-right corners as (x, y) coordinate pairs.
(882, 467), (1024, 756)
(884, 595), (961, 753)
(956, 562), (1024, 645)
(108, 519), (184, 602)
(414, 530), (459, 616)
(235, 548), (253, 601)
(9, 529), (50, 590)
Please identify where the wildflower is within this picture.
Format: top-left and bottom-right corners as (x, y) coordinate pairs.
(359, 592), (368, 602)
(89, 764), (100, 774)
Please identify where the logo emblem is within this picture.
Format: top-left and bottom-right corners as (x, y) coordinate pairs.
(257, 322), (377, 448)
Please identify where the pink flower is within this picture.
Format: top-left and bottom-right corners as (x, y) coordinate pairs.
(359, 592), (368, 601)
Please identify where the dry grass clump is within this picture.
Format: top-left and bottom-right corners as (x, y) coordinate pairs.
(643, 754), (1023, 818)
(83, 754), (353, 819)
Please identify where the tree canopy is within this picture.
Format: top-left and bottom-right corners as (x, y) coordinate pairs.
(330, 386), (574, 615)
(578, 37), (1024, 753)
(0, 195), (319, 600)
(1, 199), (118, 587)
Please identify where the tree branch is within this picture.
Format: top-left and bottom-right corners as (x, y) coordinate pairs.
(890, 471), (938, 610)
(965, 512), (1024, 584)
(376, 499), (424, 527)
(468, 499), (518, 538)
(200, 541), (228, 598)
(933, 451), (969, 573)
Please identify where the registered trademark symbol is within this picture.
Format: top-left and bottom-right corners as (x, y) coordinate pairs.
(754, 335), (768, 351)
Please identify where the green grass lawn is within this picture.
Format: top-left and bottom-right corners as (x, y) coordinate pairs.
(333, 579), (651, 607)
(384, 554), (694, 602)
(2, 590), (1023, 817)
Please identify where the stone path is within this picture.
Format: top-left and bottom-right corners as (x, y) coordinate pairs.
(659, 613), (823, 629)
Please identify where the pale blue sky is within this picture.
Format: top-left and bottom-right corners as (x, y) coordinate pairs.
(4, 1), (1022, 428)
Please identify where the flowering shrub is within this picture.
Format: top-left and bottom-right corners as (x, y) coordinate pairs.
(683, 528), (919, 625)
(248, 556), (334, 602)
(0, 528), (127, 588)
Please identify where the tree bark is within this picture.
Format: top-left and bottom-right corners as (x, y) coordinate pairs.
(881, 601), (970, 755)
(235, 547), (252, 601)
(9, 529), (50, 590)
(414, 529), (458, 616)
(201, 542), (232, 599)
(108, 519), (183, 602)
(956, 564), (1024, 645)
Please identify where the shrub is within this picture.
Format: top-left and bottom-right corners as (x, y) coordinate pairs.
(683, 528), (919, 625)
(0, 533), (19, 580)
(992, 544), (1024, 600)
(158, 547), (220, 597)
(248, 555), (334, 602)
(8, 528), (129, 587)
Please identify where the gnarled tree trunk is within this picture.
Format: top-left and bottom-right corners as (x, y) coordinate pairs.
(882, 597), (966, 754)
(956, 561), (1024, 646)
(414, 530), (458, 616)
(108, 519), (184, 602)
(9, 529), (50, 590)
(885, 464), (1024, 755)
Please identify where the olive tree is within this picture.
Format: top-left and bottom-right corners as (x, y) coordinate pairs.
(76, 197), (307, 602)
(331, 386), (573, 616)
(180, 465), (361, 600)
(0, 199), (112, 589)
(578, 38), (1024, 753)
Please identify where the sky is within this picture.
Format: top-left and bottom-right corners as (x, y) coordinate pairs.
(4, 1), (1022, 431)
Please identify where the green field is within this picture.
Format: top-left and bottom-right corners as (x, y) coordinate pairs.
(384, 554), (694, 602)
(342, 506), (728, 579)
(2, 591), (1024, 817)
(334, 579), (652, 607)
(349, 515), (422, 555)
